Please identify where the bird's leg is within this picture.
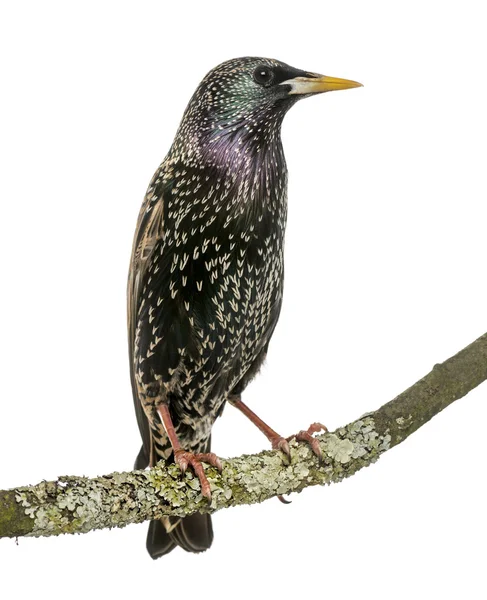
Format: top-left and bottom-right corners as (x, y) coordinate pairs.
(229, 397), (291, 459)
(157, 404), (222, 501)
(230, 398), (327, 460)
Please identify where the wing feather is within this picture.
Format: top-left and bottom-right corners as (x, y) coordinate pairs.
(127, 168), (166, 467)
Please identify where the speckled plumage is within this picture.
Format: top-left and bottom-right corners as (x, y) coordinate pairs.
(127, 57), (361, 557)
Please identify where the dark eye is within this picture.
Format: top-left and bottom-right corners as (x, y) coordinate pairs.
(253, 66), (274, 86)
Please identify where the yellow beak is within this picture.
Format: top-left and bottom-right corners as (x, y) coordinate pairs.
(283, 74), (363, 95)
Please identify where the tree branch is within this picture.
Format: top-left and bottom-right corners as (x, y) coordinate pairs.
(1, 333), (486, 540)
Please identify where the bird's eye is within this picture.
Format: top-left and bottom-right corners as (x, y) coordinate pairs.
(253, 66), (274, 86)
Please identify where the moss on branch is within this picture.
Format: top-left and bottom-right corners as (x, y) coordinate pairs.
(1, 332), (486, 540)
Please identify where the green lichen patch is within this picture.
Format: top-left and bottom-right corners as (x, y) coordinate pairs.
(5, 417), (394, 539)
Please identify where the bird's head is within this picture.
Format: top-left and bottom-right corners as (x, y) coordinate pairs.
(172, 57), (362, 161)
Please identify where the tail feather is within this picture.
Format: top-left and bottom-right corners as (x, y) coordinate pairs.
(134, 444), (150, 470)
(147, 519), (177, 558)
(146, 513), (213, 559)
(167, 513), (213, 553)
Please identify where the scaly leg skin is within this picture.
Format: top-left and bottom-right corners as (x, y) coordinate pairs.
(230, 398), (328, 460)
(229, 397), (292, 459)
(158, 405), (222, 501)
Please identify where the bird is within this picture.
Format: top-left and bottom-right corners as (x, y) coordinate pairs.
(127, 56), (361, 559)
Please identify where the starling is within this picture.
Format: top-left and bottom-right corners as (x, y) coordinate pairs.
(128, 57), (361, 558)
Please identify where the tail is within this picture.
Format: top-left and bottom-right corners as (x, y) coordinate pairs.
(146, 513), (213, 558)
(135, 438), (214, 559)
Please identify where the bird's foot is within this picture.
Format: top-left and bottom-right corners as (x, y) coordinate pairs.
(269, 435), (292, 460)
(272, 424), (327, 505)
(287, 422), (328, 460)
(173, 450), (223, 501)
(269, 422), (328, 461)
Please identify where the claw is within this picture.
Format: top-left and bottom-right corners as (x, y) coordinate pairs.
(174, 451), (189, 473)
(195, 452), (223, 473)
(271, 436), (291, 459)
(287, 422), (328, 461)
(278, 494), (292, 505)
(173, 450), (222, 501)
(295, 430), (323, 460)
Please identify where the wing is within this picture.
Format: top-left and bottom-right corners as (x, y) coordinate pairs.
(128, 165), (167, 468)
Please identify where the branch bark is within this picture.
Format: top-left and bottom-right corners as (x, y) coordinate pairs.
(1, 333), (486, 540)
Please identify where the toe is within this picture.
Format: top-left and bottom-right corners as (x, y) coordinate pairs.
(174, 450), (189, 472)
(173, 451), (215, 500)
(196, 452), (223, 473)
(307, 422), (328, 435)
(190, 460), (212, 500)
(295, 430), (323, 460)
(272, 436), (291, 459)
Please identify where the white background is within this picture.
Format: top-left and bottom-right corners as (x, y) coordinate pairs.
(1, 1), (486, 598)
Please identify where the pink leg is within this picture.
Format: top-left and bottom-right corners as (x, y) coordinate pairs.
(230, 398), (291, 458)
(158, 405), (222, 501)
(231, 398), (327, 459)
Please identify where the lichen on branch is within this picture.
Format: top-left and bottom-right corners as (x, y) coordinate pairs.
(0, 332), (486, 540)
